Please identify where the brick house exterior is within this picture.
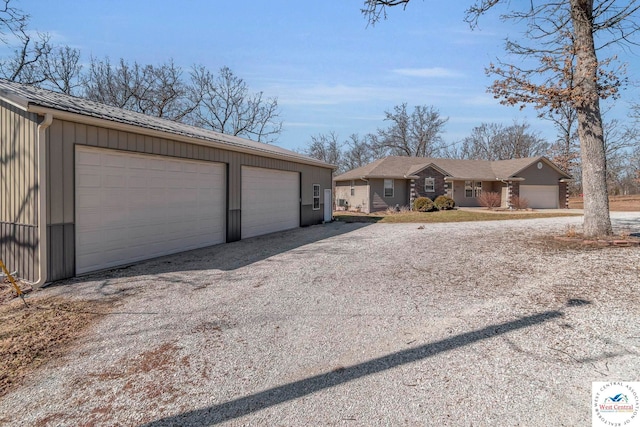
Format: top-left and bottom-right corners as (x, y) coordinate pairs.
(334, 156), (573, 213)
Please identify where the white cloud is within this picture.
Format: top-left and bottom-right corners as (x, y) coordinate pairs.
(392, 67), (464, 78)
(272, 82), (466, 107)
(276, 84), (375, 105)
(283, 121), (333, 128)
(461, 94), (501, 106)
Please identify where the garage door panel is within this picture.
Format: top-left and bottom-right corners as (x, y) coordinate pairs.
(76, 147), (226, 274)
(241, 166), (299, 239)
(519, 185), (559, 209)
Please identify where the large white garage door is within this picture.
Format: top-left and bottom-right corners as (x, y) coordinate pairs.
(519, 185), (559, 209)
(75, 147), (226, 274)
(241, 166), (299, 239)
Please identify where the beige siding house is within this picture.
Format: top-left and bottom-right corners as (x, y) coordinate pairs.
(0, 80), (334, 284)
(334, 156), (572, 213)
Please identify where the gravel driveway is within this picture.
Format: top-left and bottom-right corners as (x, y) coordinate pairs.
(1, 213), (639, 426)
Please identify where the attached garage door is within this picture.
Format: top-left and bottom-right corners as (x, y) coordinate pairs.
(75, 147), (226, 274)
(519, 185), (559, 209)
(241, 166), (299, 239)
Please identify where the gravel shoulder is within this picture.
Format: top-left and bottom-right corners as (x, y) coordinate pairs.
(1, 213), (639, 426)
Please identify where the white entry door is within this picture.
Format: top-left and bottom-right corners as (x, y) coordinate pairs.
(324, 188), (332, 222)
(241, 166), (299, 239)
(75, 146), (226, 274)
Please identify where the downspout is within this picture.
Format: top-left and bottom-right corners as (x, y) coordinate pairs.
(35, 113), (53, 287)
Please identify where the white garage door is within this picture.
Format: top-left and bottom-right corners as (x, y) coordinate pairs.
(75, 147), (226, 274)
(519, 185), (559, 209)
(241, 166), (299, 239)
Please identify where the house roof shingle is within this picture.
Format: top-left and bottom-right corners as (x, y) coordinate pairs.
(334, 156), (571, 181)
(0, 79), (333, 169)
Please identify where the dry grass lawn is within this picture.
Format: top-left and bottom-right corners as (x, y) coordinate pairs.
(0, 281), (109, 397)
(335, 209), (580, 223)
(569, 194), (640, 211)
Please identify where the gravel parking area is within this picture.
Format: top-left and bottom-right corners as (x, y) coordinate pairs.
(1, 213), (639, 426)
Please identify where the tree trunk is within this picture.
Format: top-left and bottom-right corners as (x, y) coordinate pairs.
(571, 0), (612, 237)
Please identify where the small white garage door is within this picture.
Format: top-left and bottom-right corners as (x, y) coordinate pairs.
(75, 147), (226, 274)
(241, 166), (299, 239)
(519, 185), (559, 209)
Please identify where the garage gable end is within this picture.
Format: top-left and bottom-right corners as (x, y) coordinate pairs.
(513, 160), (567, 185)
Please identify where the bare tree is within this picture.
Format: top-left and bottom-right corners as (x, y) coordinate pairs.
(304, 132), (343, 171)
(458, 122), (549, 161)
(81, 59), (282, 141)
(343, 133), (382, 170)
(41, 45), (82, 95)
(136, 60), (194, 121)
(508, 122), (550, 159)
(626, 143), (640, 193)
(470, 1), (640, 236)
(623, 103), (640, 193)
(188, 65), (282, 143)
(361, 0), (411, 25)
(0, 0), (51, 84)
(374, 103), (448, 157)
(363, 1), (640, 237)
(544, 102), (582, 194)
(544, 103), (580, 171)
(82, 57), (144, 110)
(82, 57), (196, 122)
(602, 118), (638, 194)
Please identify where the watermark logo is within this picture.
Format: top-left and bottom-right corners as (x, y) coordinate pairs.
(593, 382), (639, 426)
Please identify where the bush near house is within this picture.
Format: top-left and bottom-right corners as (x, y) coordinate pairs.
(413, 197), (435, 212)
(511, 195), (529, 210)
(434, 195), (456, 210)
(478, 191), (501, 209)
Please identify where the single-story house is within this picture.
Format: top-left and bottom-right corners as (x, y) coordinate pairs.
(334, 156), (572, 213)
(0, 79), (334, 285)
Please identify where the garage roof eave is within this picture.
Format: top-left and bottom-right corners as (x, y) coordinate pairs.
(0, 90), (30, 111)
(27, 104), (334, 170)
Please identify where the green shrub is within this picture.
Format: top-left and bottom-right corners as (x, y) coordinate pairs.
(413, 197), (435, 212)
(434, 195), (455, 210)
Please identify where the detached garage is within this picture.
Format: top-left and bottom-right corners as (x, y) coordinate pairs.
(0, 80), (334, 284)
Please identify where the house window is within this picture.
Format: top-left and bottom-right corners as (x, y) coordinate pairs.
(350, 180), (355, 196)
(465, 181), (473, 197)
(313, 184), (320, 210)
(474, 181), (482, 197)
(384, 179), (394, 198)
(465, 181), (483, 197)
(424, 177), (435, 192)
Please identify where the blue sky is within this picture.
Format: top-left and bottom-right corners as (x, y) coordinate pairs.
(16, 0), (640, 152)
